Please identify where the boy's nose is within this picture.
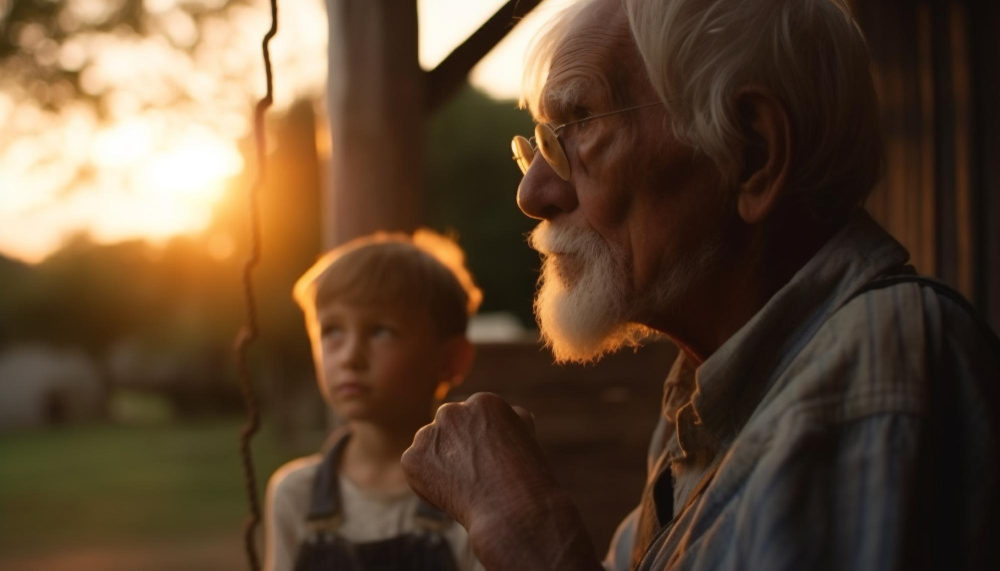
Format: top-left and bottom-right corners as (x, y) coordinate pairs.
(341, 335), (367, 370)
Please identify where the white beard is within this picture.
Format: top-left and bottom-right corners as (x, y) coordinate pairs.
(528, 222), (649, 364)
(528, 221), (722, 364)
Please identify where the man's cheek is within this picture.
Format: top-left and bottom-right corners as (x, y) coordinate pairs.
(583, 175), (633, 229)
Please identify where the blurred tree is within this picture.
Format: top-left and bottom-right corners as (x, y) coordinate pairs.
(426, 84), (539, 326)
(2, 231), (247, 417)
(0, 252), (32, 346)
(0, 0), (240, 111)
(9, 235), (159, 415)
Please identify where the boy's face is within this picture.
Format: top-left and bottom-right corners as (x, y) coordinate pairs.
(313, 300), (455, 426)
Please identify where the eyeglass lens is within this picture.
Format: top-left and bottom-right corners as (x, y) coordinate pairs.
(510, 125), (570, 180)
(511, 136), (534, 175)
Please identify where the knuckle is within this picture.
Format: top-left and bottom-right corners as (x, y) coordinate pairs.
(400, 446), (416, 471)
(512, 405), (534, 420)
(408, 423), (431, 451)
(465, 391), (502, 408)
(402, 425), (431, 470)
(434, 401), (461, 422)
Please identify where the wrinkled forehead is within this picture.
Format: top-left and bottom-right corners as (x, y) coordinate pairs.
(538, 0), (636, 123)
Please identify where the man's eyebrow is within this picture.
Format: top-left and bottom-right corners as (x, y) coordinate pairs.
(537, 78), (590, 124)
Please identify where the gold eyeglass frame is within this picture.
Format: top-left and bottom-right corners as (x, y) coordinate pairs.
(511, 102), (662, 181)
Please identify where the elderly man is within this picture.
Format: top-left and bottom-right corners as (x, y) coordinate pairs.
(402, 0), (1000, 569)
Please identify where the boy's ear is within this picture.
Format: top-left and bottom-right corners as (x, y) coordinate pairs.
(440, 337), (475, 388)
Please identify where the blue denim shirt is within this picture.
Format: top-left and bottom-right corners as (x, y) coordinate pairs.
(606, 211), (1000, 570)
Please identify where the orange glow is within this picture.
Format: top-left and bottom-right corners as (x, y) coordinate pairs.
(140, 134), (243, 203)
(0, 0), (571, 263)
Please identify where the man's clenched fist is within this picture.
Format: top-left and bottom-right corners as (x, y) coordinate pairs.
(401, 392), (553, 527)
(402, 392), (603, 570)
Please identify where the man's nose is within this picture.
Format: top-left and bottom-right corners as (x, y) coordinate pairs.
(516, 160), (578, 220)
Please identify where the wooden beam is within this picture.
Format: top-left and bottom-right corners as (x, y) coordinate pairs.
(425, 0), (543, 113)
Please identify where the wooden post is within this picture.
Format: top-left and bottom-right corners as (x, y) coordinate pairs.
(322, 0), (542, 248)
(324, 0), (424, 247)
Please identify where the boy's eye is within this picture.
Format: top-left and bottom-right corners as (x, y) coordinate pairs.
(370, 325), (395, 339)
(320, 323), (343, 338)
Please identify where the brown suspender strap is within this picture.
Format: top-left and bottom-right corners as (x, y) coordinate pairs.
(634, 455), (724, 570)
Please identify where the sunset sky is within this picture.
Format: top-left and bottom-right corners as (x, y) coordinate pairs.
(0, 0), (573, 263)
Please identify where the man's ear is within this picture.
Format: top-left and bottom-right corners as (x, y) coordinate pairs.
(734, 86), (792, 224)
(440, 337), (475, 389)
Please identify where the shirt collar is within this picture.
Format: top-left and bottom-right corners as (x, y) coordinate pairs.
(688, 210), (911, 443)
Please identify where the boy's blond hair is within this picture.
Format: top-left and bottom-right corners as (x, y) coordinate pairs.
(293, 229), (482, 339)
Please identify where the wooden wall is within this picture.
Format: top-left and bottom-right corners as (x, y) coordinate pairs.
(852, 0), (1000, 329)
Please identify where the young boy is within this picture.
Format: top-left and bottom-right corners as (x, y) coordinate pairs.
(264, 230), (484, 571)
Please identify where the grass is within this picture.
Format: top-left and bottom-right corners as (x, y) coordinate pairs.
(0, 418), (322, 557)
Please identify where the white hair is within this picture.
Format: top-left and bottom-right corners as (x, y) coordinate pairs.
(522, 0), (883, 215)
(521, 0), (596, 121)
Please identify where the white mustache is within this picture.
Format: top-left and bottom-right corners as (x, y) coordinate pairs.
(528, 221), (606, 258)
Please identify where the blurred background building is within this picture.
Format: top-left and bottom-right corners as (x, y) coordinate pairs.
(0, 0), (997, 569)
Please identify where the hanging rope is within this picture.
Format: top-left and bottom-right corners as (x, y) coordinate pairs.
(235, 0), (278, 569)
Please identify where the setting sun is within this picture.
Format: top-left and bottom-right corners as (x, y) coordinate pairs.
(89, 120), (244, 234)
(141, 132), (243, 202)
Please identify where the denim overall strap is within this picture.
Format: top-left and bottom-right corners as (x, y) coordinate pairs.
(305, 429), (453, 531)
(414, 496), (452, 531)
(305, 429), (351, 526)
(295, 429), (462, 571)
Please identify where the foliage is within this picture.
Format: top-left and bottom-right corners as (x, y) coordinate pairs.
(0, 0), (241, 111)
(426, 84), (540, 325)
(0, 253), (32, 345)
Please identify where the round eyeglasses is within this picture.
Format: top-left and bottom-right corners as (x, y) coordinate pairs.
(511, 102), (662, 181)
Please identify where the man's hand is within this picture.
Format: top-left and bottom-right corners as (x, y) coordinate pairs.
(401, 392), (551, 524)
(401, 392), (603, 571)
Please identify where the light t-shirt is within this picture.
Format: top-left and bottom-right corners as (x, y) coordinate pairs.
(264, 454), (484, 571)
